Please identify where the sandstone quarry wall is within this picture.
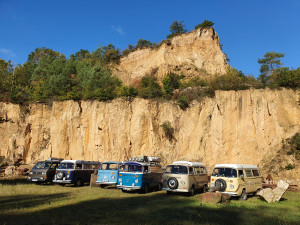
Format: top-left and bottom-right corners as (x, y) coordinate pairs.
(114, 28), (228, 85)
(0, 89), (299, 181)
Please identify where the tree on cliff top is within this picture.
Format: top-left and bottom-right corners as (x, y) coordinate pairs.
(258, 51), (285, 86)
(167, 20), (187, 39)
(195, 20), (214, 29)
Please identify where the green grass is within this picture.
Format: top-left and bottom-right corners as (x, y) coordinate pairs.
(0, 177), (300, 225)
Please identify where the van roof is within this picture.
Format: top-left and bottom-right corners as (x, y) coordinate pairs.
(61, 160), (100, 164)
(102, 161), (121, 164)
(171, 161), (204, 167)
(214, 164), (258, 169)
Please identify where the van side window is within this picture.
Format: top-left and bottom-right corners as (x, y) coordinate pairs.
(245, 170), (253, 177)
(84, 164), (92, 170)
(76, 164), (82, 169)
(238, 170), (244, 177)
(202, 167), (207, 174)
(199, 167), (205, 174)
(144, 166), (149, 173)
(93, 164), (100, 170)
(189, 167), (194, 174)
(252, 170), (260, 177)
(50, 164), (57, 169)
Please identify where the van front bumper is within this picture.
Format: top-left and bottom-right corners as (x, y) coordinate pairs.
(53, 180), (72, 184)
(162, 187), (189, 192)
(117, 185), (142, 190)
(217, 191), (238, 196)
(96, 181), (117, 185)
(28, 176), (47, 182)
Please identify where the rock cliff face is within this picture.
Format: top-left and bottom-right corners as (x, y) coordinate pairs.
(0, 89), (299, 181)
(113, 28), (228, 85)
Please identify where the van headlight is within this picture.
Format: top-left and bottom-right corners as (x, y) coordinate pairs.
(29, 172), (33, 174)
(119, 178), (122, 182)
(230, 184), (234, 189)
(111, 176), (115, 179)
(181, 181), (185, 185)
(135, 179), (139, 183)
(42, 172), (46, 175)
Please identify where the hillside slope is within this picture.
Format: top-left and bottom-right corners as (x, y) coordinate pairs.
(113, 28), (228, 85)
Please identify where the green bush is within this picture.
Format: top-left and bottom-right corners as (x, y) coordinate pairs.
(177, 94), (189, 110)
(139, 76), (163, 99)
(162, 73), (182, 99)
(120, 86), (138, 97)
(161, 121), (174, 141)
(195, 20), (214, 29)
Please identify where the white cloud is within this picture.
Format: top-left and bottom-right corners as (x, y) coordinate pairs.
(111, 25), (125, 35)
(0, 48), (16, 58)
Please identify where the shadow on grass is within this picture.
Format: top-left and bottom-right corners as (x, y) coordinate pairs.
(1, 192), (299, 225)
(0, 193), (70, 211)
(0, 177), (31, 185)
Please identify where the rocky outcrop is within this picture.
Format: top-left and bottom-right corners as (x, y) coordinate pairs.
(114, 28), (228, 85)
(0, 89), (299, 181)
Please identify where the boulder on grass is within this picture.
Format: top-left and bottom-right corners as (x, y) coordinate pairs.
(201, 192), (231, 204)
(257, 180), (289, 203)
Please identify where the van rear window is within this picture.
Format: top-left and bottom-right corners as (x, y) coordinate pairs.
(245, 170), (253, 177)
(252, 170), (260, 176)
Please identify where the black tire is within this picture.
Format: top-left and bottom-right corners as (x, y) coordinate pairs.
(121, 189), (127, 193)
(75, 178), (82, 187)
(189, 186), (195, 196)
(240, 189), (247, 201)
(100, 184), (105, 189)
(215, 179), (227, 192)
(202, 184), (208, 193)
(167, 177), (179, 190)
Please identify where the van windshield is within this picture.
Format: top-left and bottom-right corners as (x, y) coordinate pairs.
(33, 161), (51, 169)
(58, 163), (74, 170)
(120, 164), (142, 172)
(212, 168), (237, 178)
(165, 165), (188, 174)
(102, 163), (119, 170)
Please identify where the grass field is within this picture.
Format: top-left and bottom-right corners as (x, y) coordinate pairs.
(0, 177), (299, 225)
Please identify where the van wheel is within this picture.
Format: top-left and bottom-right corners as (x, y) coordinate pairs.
(189, 186), (195, 196)
(240, 189), (247, 201)
(75, 179), (82, 187)
(100, 184), (105, 189)
(121, 189), (127, 193)
(202, 184), (208, 193)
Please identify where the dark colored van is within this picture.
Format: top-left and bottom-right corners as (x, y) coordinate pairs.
(28, 157), (63, 183)
(53, 160), (100, 186)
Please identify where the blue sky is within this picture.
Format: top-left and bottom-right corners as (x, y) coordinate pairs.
(0, 0), (299, 77)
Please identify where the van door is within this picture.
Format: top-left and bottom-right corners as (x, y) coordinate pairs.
(238, 169), (247, 192)
(199, 167), (208, 188)
(244, 169), (256, 193)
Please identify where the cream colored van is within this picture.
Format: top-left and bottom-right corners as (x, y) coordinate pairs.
(210, 164), (262, 200)
(162, 161), (208, 196)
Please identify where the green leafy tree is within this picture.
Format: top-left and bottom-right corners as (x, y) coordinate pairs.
(70, 49), (90, 61)
(136, 39), (152, 49)
(139, 76), (163, 99)
(272, 67), (300, 88)
(102, 44), (120, 65)
(258, 52), (285, 86)
(162, 73), (182, 99)
(195, 20), (214, 29)
(167, 20), (187, 39)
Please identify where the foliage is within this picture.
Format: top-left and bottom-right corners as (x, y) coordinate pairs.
(102, 44), (121, 65)
(195, 20), (214, 29)
(177, 94), (189, 110)
(138, 76), (163, 99)
(167, 20), (187, 39)
(285, 163), (296, 170)
(258, 52), (285, 86)
(136, 39), (153, 49)
(162, 73), (182, 99)
(120, 86), (138, 97)
(161, 120), (174, 141)
(270, 67), (300, 88)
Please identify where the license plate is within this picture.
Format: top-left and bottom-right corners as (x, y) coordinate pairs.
(32, 179), (37, 181)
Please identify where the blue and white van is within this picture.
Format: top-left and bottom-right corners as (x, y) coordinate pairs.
(117, 156), (163, 193)
(96, 161), (122, 187)
(53, 160), (100, 186)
